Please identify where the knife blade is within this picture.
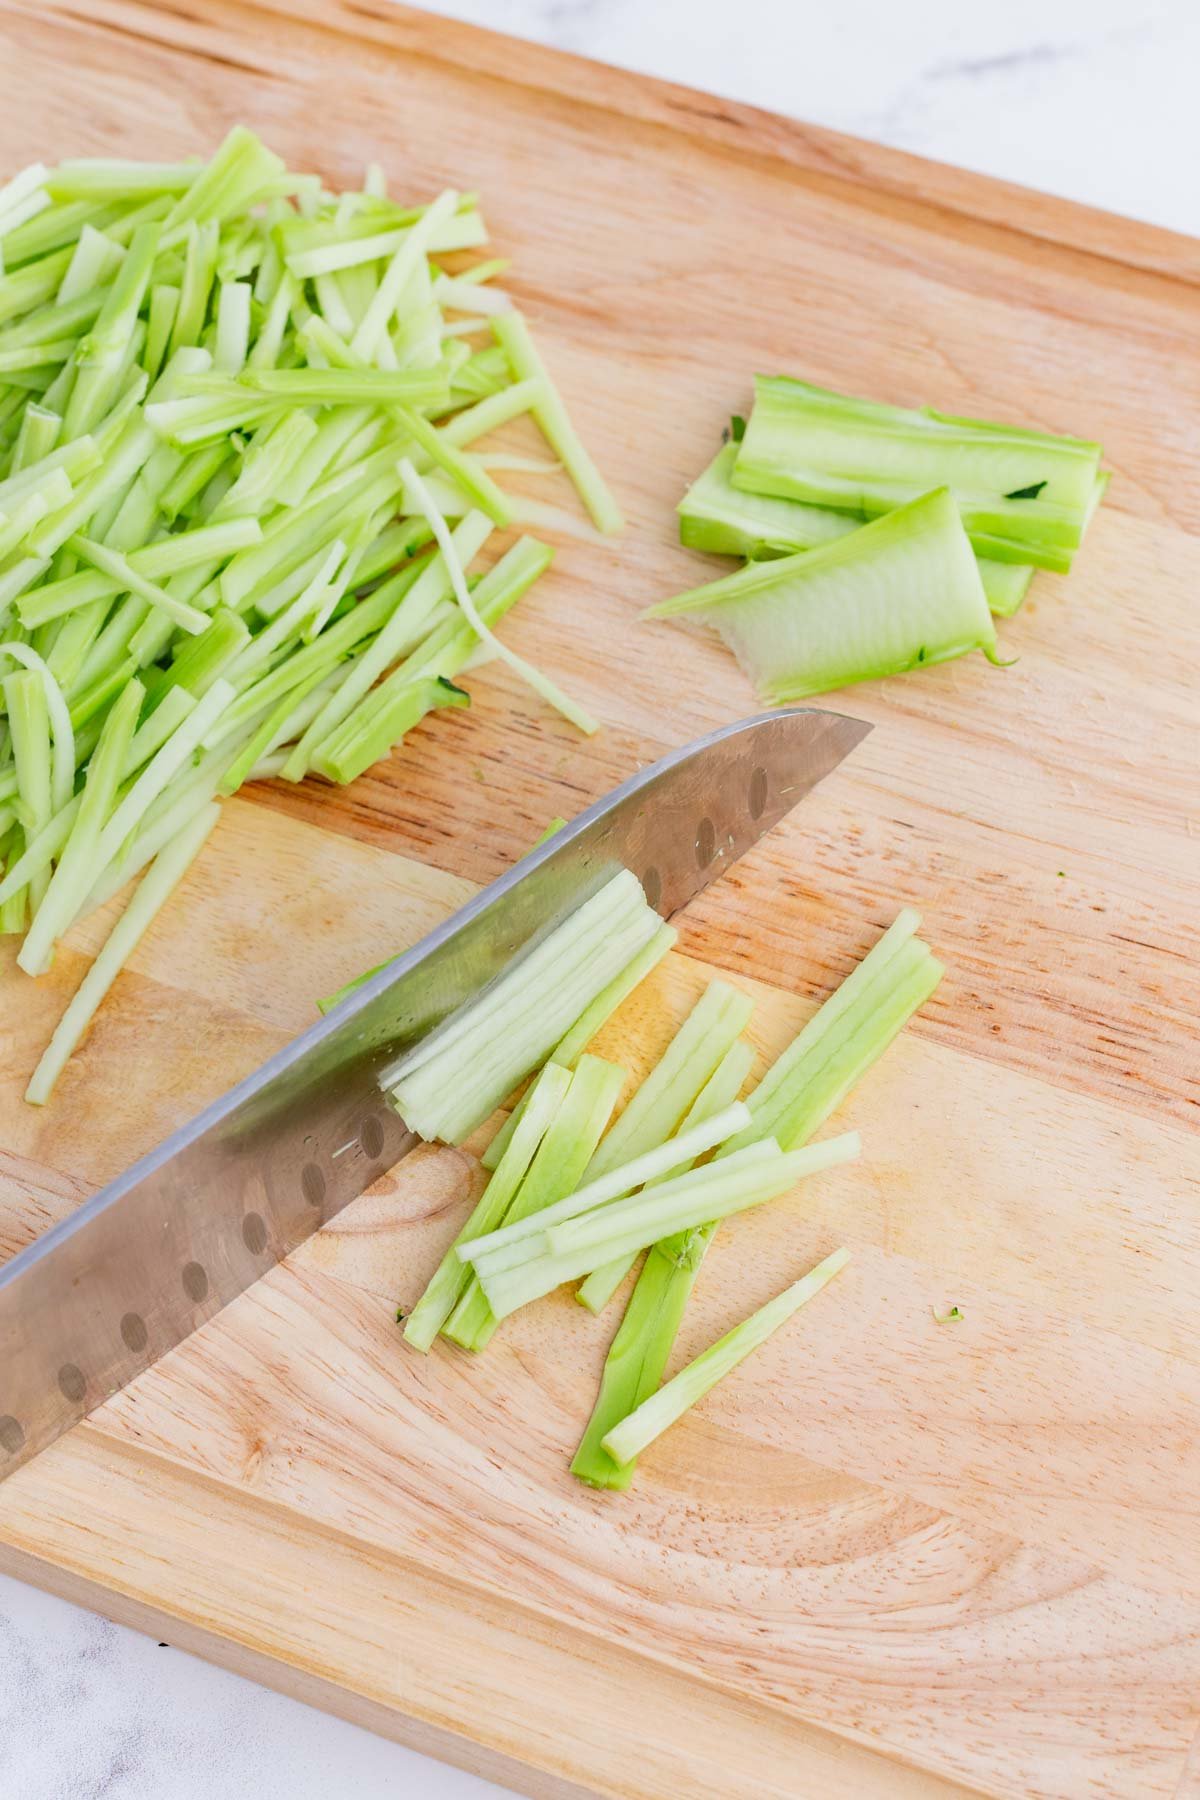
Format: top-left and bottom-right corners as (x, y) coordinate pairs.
(0, 705), (868, 1479)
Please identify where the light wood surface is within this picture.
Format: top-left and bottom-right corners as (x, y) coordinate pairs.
(0, 2), (1198, 1796)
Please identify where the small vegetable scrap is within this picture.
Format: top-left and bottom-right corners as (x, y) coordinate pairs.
(652, 375), (1107, 700)
(0, 130), (621, 1101)
(383, 887), (943, 1487)
(932, 1304), (964, 1324)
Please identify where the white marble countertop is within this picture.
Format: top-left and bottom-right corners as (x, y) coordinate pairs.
(3, 4), (1197, 1798)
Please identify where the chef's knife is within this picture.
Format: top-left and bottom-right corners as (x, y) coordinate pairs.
(0, 706), (869, 1481)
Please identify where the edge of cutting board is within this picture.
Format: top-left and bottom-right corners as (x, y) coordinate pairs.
(0, 1426), (980, 1800)
(69, 0), (1200, 287)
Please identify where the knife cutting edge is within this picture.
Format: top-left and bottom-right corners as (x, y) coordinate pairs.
(0, 706), (869, 1480)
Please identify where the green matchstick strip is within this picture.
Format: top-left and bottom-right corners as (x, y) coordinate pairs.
(443, 1055), (624, 1352)
(586, 979), (754, 1184)
(17, 677), (143, 975)
(476, 1136), (859, 1321)
(568, 1043), (758, 1489)
(25, 803), (221, 1105)
(599, 1248), (851, 1467)
(575, 1035), (756, 1315)
(402, 1062), (572, 1353)
(472, 1143), (786, 1284)
(456, 1102), (751, 1263)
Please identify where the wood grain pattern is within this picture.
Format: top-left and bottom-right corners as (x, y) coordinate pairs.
(0, 2), (1198, 1796)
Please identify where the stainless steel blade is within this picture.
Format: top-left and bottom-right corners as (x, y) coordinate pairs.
(0, 706), (869, 1478)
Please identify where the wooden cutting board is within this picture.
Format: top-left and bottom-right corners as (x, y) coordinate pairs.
(1, 2), (1198, 1795)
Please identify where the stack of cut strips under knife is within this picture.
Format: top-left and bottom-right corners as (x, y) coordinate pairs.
(373, 867), (943, 1488)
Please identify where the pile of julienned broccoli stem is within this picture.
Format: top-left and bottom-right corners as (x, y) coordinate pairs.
(378, 870), (942, 1487)
(0, 128), (622, 1104)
